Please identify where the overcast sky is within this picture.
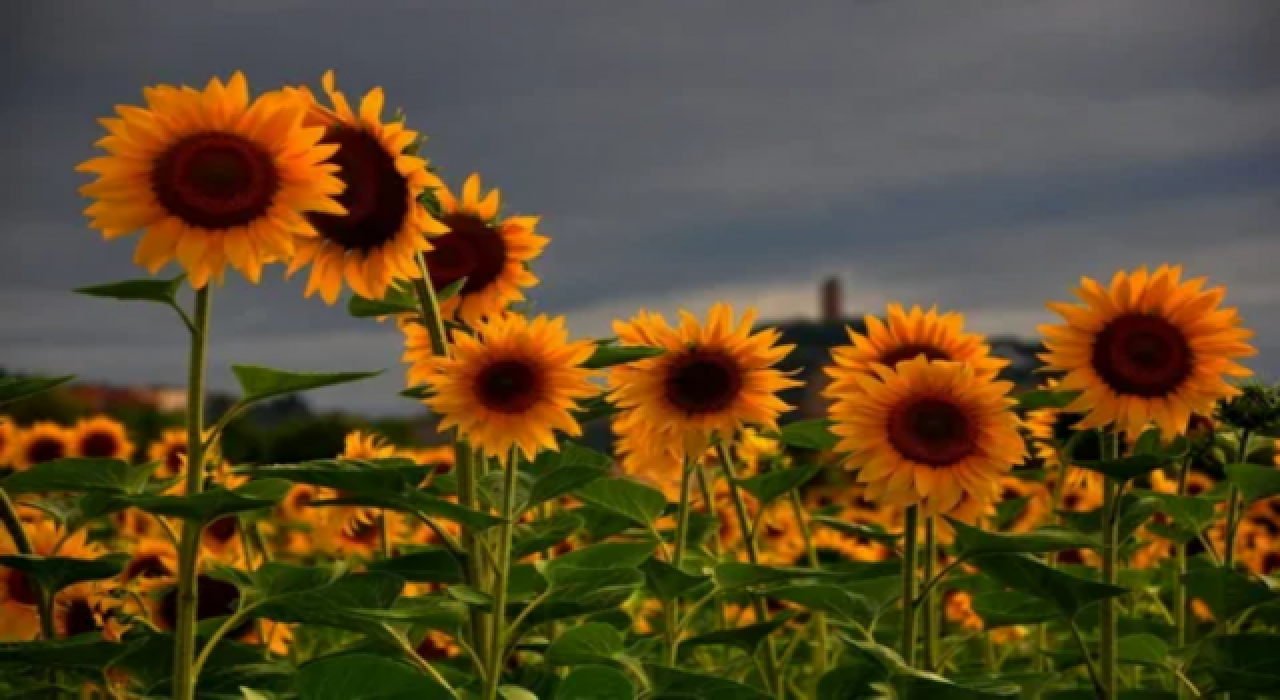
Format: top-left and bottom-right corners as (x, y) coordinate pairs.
(3, 0), (1278, 416)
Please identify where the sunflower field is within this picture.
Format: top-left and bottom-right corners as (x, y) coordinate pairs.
(1, 71), (1279, 700)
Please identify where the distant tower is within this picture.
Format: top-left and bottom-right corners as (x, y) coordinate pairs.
(821, 277), (842, 321)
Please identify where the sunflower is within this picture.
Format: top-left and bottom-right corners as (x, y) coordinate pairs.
(829, 304), (1009, 382)
(341, 430), (397, 460)
(1039, 265), (1255, 438)
(147, 573), (289, 654)
(0, 417), (14, 467)
(1, 518), (104, 640)
(609, 304), (800, 461)
(119, 538), (179, 586)
(10, 421), (74, 471)
(77, 73), (346, 288)
(1023, 378), (1105, 489)
(400, 446), (456, 477)
(54, 582), (118, 639)
(415, 629), (460, 662)
(996, 476), (1050, 533)
(826, 356), (1025, 516)
(421, 173), (549, 324)
(70, 415), (135, 461)
(147, 428), (190, 480)
(418, 314), (597, 462)
(283, 72), (446, 305)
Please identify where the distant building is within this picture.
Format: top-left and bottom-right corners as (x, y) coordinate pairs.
(67, 383), (232, 415)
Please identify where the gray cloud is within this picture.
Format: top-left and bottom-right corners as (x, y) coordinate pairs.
(2, 0), (1278, 414)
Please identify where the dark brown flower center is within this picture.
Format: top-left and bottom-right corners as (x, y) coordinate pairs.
(163, 445), (187, 476)
(5, 569), (39, 606)
(80, 430), (123, 459)
(308, 126), (409, 252)
(205, 516), (239, 546)
(416, 633), (453, 660)
(345, 518), (381, 546)
(123, 554), (173, 582)
(60, 597), (101, 637)
(878, 344), (950, 369)
(158, 575), (250, 638)
(475, 360), (542, 414)
(1092, 314), (1193, 398)
(426, 214), (508, 294)
(26, 436), (66, 465)
(664, 350), (744, 416)
(152, 132), (279, 230)
(888, 397), (975, 467)
(1263, 552), (1280, 574)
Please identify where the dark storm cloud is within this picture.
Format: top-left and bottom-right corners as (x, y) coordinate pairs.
(2, 0), (1279, 414)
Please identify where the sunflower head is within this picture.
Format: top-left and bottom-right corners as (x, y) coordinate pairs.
(0, 417), (15, 467)
(147, 428), (191, 479)
(71, 415), (135, 460)
(419, 314), (598, 463)
(77, 72), (347, 287)
(119, 538), (179, 586)
(828, 356), (1026, 516)
(1040, 265), (1255, 438)
(609, 304), (800, 461)
(827, 304), (1009, 385)
(11, 422), (74, 471)
(422, 174), (549, 324)
(284, 71), (447, 304)
(341, 430), (398, 460)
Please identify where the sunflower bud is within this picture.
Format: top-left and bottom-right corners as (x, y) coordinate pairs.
(1215, 382), (1280, 435)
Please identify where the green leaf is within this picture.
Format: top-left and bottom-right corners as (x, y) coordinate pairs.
(512, 512), (583, 561)
(893, 672), (1021, 699)
(546, 622), (624, 666)
(775, 419), (839, 451)
(545, 540), (657, 573)
(1183, 566), (1280, 621)
(583, 343), (665, 369)
(641, 558), (711, 602)
(0, 553), (129, 597)
(573, 478), (667, 527)
(766, 584), (875, 623)
(2, 457), (156, 495)
(712, 562), (840, 591)
(1194, 633), (1280, 694)
(254, 572), (405, 641)
(1076, 454), (1170, 482)
(124, 479), (292, 523)
(570, 395), (618, 426)
(736, 464), (822, 506)
(1016, 389), (1080, 411)
(367, 549), (464, 585)
(347, 286), (417, 318)
(682, 613), (795, 655)
(75, 276), (184, 305)
(949, 519), (1101, 558)
(400, 385), (434, 401)
(970, 591), (1059, 627)
(1146, 492), (1218, 539)
(817, 661), (887, 699)
(0, 375), (76, 407)
(294, 653), (452, 699)
(810, 516), (902, 546)
(0, 633), (140, 671)
(1057, 492), (1160, 542)
(646, 665), (773, 700)
(556, 665), (635, 700)
(237, 459), (432, 497)
(231, 366), (384, 404)
(1225, 462), (1280, 504)
(526, 466), (607, 513)
(253, 562), (341, 598)
(970, 553), (1129, 615)
(317, 489), (504, 532)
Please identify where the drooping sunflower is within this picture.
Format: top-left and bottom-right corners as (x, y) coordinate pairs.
(146, 573), (290, 654)
(119, 538), (179, 586)
(70, 415), (135, 460)
(283, 71), (447, 305)
(77, 73), (346, 288)
(55, 582), (119, 640)
(828, 304), (1009, 383)
(826, 356), (1026, 516)
(421, 173), (549, 324)
(10, 422), (74, 471)
(609, 304), (800, 461)
(0, 417), (14, 467)
(417, 314), (598, 462)
(1039, 265), (1255, 438)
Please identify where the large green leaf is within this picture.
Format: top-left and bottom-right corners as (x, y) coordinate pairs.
(948, 519), (1100, 558)
(1146, 491), (1219, 540)
(253, 572), (405, 642)
(893, 672), (1021, 699)
(641, 558), (712, 602)
(645, 664), (772, 700)
(681, 613), (794, 656)
(556, 665), (635, 700)
(810, 516), (902, 546)
(1057, 492), (1160, 542)
(774, 419), (839, 451)
(368, 549), (465, 585)
(970, 553), (1129, 615)
(766, 584), (875, 623)
(1194, 633), (1280, 694)
(736, 464), (822, 506)
(0, 553), (128, 597)
(0, 633), (140, 671)
(816, 662), (887, 699)
(1183, 566), (1280, 621)
(582, 343), (665, 369)
(232, 366), (384, 404)
(525, 466), (607, 513)
(712, 562), (840, 591)
(294, 653), (452, 699)
(1225, 462), (1280, 504)
(347, 285), (418, 318)
(1075, 454), (1171, 482)
(545, 540), (657, 573)
(75, 276), (184, 306)
(315, 489), (504, 531)
(122, 479), (292, 523)
(546, 622), (624, 666)
(512, 512), (583, 560)
(970, 591), (1059, 627)
(2, 457), (156, 495)
(573, 478), (667, 527)
(1051, 634), (1169, 671)
(0, 375), (76, 407)
(237, 459), (432, 496)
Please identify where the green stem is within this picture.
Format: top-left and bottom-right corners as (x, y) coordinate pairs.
(1099, 434), (1121, 700)
(922, 514), (939, 671)
(483, 449), (522, 700)
(1069, 617), (1107, 699)
(901, 505), (920, 668)
(172, 287), (212, 700)
(788, 489), (829, 685)
(715, 443), (782, 698)
(1223, 429), (1251, 570)
(1038, 442), (1074, 672)
(0, 488), (55, 640)
(1173, 456), (1193, 661)
(665, 458), (695, 665)
(410, 254), (489, 662)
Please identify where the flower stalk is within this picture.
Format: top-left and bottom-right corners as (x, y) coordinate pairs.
(665, 458), (695, 665)
(483, 449), (523, 700)
(923, 514), (939, 670)
(901, 505), (920, 668)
